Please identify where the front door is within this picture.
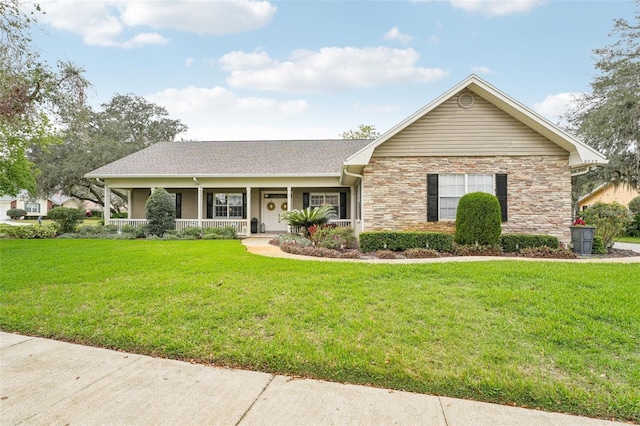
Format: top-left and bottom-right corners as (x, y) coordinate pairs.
(262, 193), (288, 232)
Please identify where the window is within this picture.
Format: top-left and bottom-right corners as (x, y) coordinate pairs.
(175, 193), (182, 219)
(427, 173), (507, 222)
(214, 193), (243, 218)
(435, 174), (495, 220)
(310, 193), (340, 216)
(24, 203), (40, 213)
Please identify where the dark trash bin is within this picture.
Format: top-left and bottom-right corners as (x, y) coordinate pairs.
(251, 218), (258, 234)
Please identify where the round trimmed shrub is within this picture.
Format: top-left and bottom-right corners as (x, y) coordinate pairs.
(145, 188), (176, 236)
(6, 208), (27, 219)
(48, 207), (85, 234)
(454, 192), (502, 246)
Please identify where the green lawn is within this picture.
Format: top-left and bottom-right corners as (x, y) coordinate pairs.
(1, 240), (638, 422)
(615, 236), (640, 244)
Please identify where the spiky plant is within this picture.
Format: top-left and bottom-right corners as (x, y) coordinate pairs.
(280, 205), (337, 236)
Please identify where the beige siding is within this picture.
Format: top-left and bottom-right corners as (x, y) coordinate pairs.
(373, 90), (567, 157)
(131, 189), (151, 219)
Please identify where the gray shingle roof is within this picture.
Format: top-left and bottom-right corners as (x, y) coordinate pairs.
(86, 140), (372, 178)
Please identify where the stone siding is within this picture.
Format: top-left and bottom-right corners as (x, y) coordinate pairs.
(362, 156), (572, 244)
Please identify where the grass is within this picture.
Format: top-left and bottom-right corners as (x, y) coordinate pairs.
(1, 239), (638, 422)
(615, 236), (640, 244)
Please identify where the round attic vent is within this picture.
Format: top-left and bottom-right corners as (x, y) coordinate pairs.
(458, 93), (475, 109)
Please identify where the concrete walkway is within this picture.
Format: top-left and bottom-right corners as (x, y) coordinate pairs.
(0, 332), (624, 425)
(242, 237), (640, 263)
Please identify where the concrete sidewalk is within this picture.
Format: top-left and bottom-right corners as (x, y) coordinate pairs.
(1, 332), (623, 425)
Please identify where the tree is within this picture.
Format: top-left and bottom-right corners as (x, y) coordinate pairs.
(341, 124), (381, 140)
(145, 188), (175, 236)
(30, 94), (188, 211)
(565, 1), (640, 189)
(1, 0), (89, 196)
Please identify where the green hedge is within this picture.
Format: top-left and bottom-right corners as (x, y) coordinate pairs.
(500, 234), (559, 252)
(359, 231), (454, 253)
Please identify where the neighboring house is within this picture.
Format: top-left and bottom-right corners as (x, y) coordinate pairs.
(0, 191), (100, 219)
(85, 75), (607, 243)
(579, 182), (640, 211)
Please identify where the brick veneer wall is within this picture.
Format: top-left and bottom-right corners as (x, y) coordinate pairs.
(362, 156), (572, 244)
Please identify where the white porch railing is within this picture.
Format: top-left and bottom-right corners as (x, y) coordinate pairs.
(108, 218), (248, 236)
(109, 219), (148, 231)
(328, 219), (352, 227)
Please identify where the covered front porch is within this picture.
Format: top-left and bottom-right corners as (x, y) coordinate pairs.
(103, 179), (360, 237)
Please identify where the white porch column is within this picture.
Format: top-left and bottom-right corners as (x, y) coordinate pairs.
(350, 185), (356, 230)
(127, 190), (132, 219)
(286, 186), (292, 233)
(197, 184), (203, 227)
(246, 187), (252, 235)
(104, 184), (111, 225)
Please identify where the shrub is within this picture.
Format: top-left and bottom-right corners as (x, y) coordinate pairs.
(453, 245), (502, 257)
(404, 248), (440, 258)
(89, 209), (103, 218)
(500, 234), (559, 252)
(591, 236), (607, 254)
(280, 206), (336, 236)
(203, 226), (237, 240)
(76, 225), (103, 235)
(120, 224), (136, 234)
(145, 188), (176, 237)
(518, 247), (578, 259)
(272, 233), (312, 247)
(626, 213), (640, 237)
(581, 201), (630, 248)
(312, 226), (358, 250)
(375, 250), (397, 259)
(454, 192), (502, 246)
(48, 207), (85, 234)
(6, 209), (27, 219)
(629, 196), (640, 215)
(135, 225), (151, 239)
(10, 224), (57, 239)
(178, 226), (204, 239)
(359, 231), (453, 253)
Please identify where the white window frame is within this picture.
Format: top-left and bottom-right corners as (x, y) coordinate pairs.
(309, 193), (340, 216)
(438, 174), (494, 220)
(24, 203), (41, 214)
(214, 193), (243, 218)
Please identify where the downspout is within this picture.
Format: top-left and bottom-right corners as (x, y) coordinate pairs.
(193, 177), (203, 227)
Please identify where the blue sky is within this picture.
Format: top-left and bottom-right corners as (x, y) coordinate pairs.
(30, 0), (636, 141)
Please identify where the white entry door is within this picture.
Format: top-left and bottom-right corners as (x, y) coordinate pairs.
(262, 193), (288, 232)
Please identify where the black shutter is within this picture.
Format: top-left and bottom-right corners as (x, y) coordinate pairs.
(427, 174), (438, 222)
(496, 174), (507, 222)
(206, 193), (213, 219)
(303, 192), (310, 209)
(242, 193), (247, 219)
(339, 192), (347, 219)
(175, 193), (182, 219)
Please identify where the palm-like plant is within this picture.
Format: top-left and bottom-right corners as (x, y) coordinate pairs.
(280, 205), (337, 236)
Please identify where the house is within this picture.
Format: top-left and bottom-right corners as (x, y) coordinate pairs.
(85, 75), (607, 243)
(579, 182), (640, 211)
(0, 191), (100, 220)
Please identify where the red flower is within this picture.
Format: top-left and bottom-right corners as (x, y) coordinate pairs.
(572, 218), (586, 226)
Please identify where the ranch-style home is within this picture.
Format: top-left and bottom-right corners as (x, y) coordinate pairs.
(86, 75), (607, 243)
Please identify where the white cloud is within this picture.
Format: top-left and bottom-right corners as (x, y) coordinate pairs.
(449, 0), (546, 16)
(38, 0), (276, 47)
(120, 0), (276, 35)
(383, 27), (413, 44)
(221, 47), (449, 93)
(471, 65), (492, 74)
(185, 58), (195, 68)
(427, 35), (440, 44)
(146, 86), (312, 140)
(533, 92), (581, 125)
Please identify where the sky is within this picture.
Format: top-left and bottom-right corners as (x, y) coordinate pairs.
(28, 0), (637, 141)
